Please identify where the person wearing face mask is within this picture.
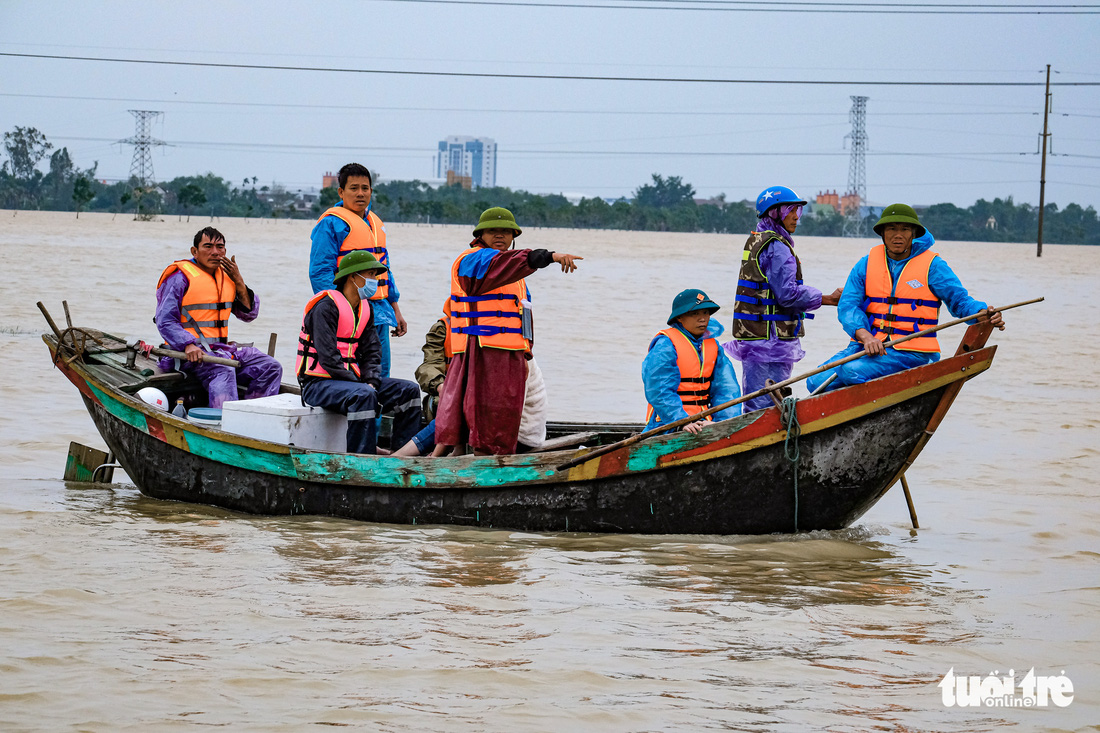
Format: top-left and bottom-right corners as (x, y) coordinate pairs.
(727, 186), (842, 411)
(296, 251), (421, 455)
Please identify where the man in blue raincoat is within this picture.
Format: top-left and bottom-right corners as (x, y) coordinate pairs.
(308, 163), (407, 378)
(806, 204), (1004, 393)
(643, 289), (742, 433)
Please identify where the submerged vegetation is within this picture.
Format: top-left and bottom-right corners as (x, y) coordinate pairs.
(3, 126), (1097, 244)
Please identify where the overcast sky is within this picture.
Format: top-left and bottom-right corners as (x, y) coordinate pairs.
(1, 0), (1096, 209)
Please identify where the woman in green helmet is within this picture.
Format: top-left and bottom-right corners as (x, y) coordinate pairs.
(434, 207), (583, 456)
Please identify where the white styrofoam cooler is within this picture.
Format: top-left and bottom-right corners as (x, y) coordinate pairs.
(221, 393), (347, 452)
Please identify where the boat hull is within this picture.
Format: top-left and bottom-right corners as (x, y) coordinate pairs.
(50, 327), (996, 534)
(82, 379), (942, 534)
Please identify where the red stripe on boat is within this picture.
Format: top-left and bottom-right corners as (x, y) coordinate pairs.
(147, 417), (167, 442)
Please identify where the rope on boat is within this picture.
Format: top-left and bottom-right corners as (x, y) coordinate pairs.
(781, 396), (802, 532)
(52, 326), (106, 367)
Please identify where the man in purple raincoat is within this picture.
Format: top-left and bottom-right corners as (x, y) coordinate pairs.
(155, 227), (282, 408)
(726, 187), (841, 411)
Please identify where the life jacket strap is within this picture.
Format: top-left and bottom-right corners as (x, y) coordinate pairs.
(452, 325), (524, 337)
(182, 311), (223, 350)
(739, 278), (805, 290)
(733, 312), (814, 322)
(863, 295), (941, 311)
(183, 301), (234, 311)
(874, 313), (939, 326)
(452, 310), (522, 319)
(452, 293), (520, 303)
(735, 294), (779, 306)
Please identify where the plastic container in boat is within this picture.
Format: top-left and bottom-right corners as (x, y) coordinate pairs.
(187, 407), (222, 429)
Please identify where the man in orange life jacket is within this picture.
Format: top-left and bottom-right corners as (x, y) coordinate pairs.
(297, 251), (421, 455)
(806, 204), (1005, 393)
(434, 207), (582, 456)
(308, 163), (406, 378)
(643, 289), (742, 433)
(155, 227), (282, 408)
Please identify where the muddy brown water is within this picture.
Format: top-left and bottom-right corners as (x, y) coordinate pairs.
(1, 211), (1096, 731)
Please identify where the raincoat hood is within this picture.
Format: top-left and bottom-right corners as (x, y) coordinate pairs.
(895, 229), (936, 264)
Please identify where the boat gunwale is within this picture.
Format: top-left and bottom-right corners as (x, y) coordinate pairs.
(43, 332), (996, 490)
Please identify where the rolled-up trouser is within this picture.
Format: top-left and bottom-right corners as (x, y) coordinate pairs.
(302, 377), (422, 454)
(805, 342), (939, 394)
(411, 419), (436, 455)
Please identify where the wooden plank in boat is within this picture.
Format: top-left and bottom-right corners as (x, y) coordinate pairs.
(532, 431), (602, 453)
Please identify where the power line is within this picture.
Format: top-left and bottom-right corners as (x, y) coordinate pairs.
(365, 0), (1100, 13)
(0, 92), (1047, 117)
(1049, 179), (1100, 188)
(51, 134), (1040, 157)
(0, 42), (1076, 76)
(624, 0), (1097, 5)
(3, 52), (1100, 86)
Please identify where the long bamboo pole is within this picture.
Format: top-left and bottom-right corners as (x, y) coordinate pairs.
(149, 345), (240, 368)
(555, 297), (1043, 472)
(37, 302), (241, 368)
(900, 474), (919, 529)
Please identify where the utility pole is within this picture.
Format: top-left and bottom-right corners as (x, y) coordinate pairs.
(119, 110), (165, 187)
(843, 96), (869, 238)
(1036, 65), (1052, 258)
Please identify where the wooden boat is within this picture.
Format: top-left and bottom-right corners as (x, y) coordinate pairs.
(43, 322), (997, 535)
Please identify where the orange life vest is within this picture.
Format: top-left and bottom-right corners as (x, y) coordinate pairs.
(317, 206), (390, 300)
(448, 247), (531, 354)
(860, 244), (941, 353)
(296, 290), (370, 379)
(156, 259), (236, 348)
(645, 327), (719, 425)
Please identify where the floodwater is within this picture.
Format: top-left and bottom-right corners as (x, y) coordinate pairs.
(1, 210), (1097, 731)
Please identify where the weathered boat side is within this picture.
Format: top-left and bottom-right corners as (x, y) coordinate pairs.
(46, 328), (997, 534)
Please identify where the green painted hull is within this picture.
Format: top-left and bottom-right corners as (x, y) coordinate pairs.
(47, 328), (998, 534)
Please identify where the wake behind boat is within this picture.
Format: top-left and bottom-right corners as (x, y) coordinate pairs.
(42, 311), (1000, 535)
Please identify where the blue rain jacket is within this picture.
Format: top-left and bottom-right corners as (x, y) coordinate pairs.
(308, 201), (400, 327)
(837, 231), (988, 340)
(643, 324), (742, 431)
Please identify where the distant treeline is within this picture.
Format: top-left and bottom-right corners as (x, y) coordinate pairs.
(3, 125), (1098, 244)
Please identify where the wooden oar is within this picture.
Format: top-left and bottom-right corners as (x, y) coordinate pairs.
(555, 297), (1043, 472)
(38, 301), (241, 368)
(900, 474), (919, 529)
(148, 345), (240, 368)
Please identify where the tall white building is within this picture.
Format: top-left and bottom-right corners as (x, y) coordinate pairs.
(436, 136), (497, 189)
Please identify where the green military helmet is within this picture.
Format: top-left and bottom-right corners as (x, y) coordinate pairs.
(873, 203), (927, 239)
(333, 250), (388, 283)
(473, 207), (522, 237)
(667, 288), (721, 326)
